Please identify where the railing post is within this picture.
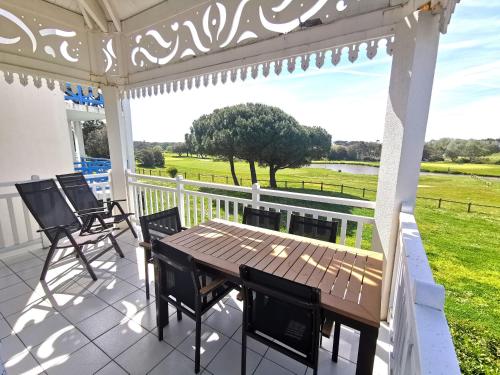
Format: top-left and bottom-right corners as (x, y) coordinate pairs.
(252, 183), (261, 209)
(176, 175), (185, 226)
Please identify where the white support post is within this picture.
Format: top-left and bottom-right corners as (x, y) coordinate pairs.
(373, 10), (441, 320)
(102, 86), (135, 205)
(67, 121), (78, 162)
(252, 183), (260, 208)
(176, 175), (185, 226)
(74, 121), (86, 159)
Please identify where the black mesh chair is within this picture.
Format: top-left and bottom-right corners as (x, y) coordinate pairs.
(56, 172), (137, 239)
(289, 214), (339, 243)
(242, 207), (281, 231)
(152, 241), (233, 373)
(239, 265), (322, 375)
(15, 179), (124, 281)
(139, 207), (186, 299)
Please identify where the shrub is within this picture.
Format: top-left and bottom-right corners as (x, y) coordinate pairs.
(167, 167), (178, 178)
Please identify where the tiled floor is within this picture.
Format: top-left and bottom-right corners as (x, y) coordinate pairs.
(0, 230), (391, 375)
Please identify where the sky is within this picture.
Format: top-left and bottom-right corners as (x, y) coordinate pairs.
(130, 0), (500, 143)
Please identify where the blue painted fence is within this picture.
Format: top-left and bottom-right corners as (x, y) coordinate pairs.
(74, 157), (111, 183)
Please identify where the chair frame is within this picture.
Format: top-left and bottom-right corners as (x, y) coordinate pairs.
(242, 206), (281, 231)
(16, 179), (124, 281)
(289, 214), (339, 243)
(139, 207), (186, 299)
(239, 265), (322, 375)
(153, 241), (232, 373)
(56, 172), (137, 239)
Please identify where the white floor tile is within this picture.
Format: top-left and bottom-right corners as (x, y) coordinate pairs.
(75, 305), (125, 340)
(17, 313), (72, 348)
(0, 334), (44, 375)
(254, 358), (294, 375)
(207, 338), (262, 375)
(111, 288), (153, 318)
(204, 304), (242, 338)
(149, 349), (198, 375)
(177, 324), (230, 367)
(93, 318), (147, 358)
(94, 361), (128, 375)
(115, 332), (173, 374)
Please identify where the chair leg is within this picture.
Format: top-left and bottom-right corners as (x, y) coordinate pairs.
(40, 242), (58, 281)
(332, 322), (341, 362)
(109, 234), (124, 258)
(145, 259), (150, 300)
(241, 330), (247, 375)
(195, 315), (202, 374)
(125, 216), (138, 238)
(177, 309), (182, 321)
(75, 245), (97, 281)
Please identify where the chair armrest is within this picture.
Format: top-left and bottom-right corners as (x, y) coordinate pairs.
(36, 224), (73, 233)
(139, 241), (152, 250)
(107, 199), (126, 203)
(199, 277), (227, 296)
(76, 207), (107, 214)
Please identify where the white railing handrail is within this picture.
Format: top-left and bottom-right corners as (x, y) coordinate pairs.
(390, 208), (460, 375)
(126, 171), (376, 210)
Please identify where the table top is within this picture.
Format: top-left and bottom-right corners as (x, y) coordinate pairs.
(161, 219), (383, 327)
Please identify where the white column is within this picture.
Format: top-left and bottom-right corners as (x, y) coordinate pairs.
(74, 121), (86, 159)
(102, 86), (135, 202)
(373, 11), (441, 320)
(67, 120), (78, 162)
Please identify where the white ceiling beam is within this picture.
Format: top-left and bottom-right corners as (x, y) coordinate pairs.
(78, 0), (108, 32)
(78, 2), (95, 30)
(101, 0), (121, 32)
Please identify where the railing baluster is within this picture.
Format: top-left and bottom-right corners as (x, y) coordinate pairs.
(355, 222), (364, 248)
(216, 199), (221, 218)
(148, 188), (153, 214)
(225, 200), (229, 220)
(138, 187), (144, 216)
(201, 197), (205, 222)
(233, 201), (238, 222)
(7, 197), (19, 245)
(155, 189), (159, 213)
(160, 190), (165, 210)
(286, 211), (291, 230)
(22, 202), (34, 241)
(167, 191), (171, 208)
(186, 194), (191, 227)
(209, 198), (213, 219)
(340, 219), (347, 244)
(193, 196), (198, 225)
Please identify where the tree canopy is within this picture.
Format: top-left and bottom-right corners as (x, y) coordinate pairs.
(190, 103), (332, 187)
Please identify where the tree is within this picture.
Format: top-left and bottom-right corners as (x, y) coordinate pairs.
(82, 120), (109, 158)
(172, 143), (187, 156)
(184, 133), (195, 157)
(152, 146), (165, 167)
(445, 139), (465, 161)
(329, 145), (349, 160)
(138, 148), (155, 167)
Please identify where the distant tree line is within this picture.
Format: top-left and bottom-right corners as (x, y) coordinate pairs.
(136, 146), (165, 168)
(82, 120), (109, 158)
(422, 138), (499, 162)
(178, 103), (331, 188)
(328, 141), (381, 161)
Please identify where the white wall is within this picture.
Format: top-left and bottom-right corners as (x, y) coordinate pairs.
(0, 78), (73, 182)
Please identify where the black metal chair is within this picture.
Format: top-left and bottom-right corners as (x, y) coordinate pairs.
(139, 207), (186, 299)
(15, 179), (124, 281)
(152, 240), (233, 373)
(242, 207), (281, 231)
(289, 214), (339, 243)
(239, 265), (322, 375)
(56, 172), (137, 239)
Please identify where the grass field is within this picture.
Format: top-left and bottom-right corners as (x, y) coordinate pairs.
(140, 154), (500, 374)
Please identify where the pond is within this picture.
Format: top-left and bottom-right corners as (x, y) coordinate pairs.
(307, 163), (380, 175)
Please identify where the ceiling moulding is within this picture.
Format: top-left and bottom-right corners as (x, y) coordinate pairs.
(122, 33), (395, 99)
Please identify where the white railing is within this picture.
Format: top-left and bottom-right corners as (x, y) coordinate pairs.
(389, 207), (460, 375)
(126, 171), (375, 249)
(0, 173), (111, 253)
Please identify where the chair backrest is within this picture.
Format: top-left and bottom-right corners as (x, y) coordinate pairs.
(56, 172), (101, 212)
(239, 265), (321, 365)
(152, 240), (200, 311)
(15, 179), (81, 244)
(242, 207), (281, 231)
(139, 207), (182, 243)
(288, 214), (339, 243)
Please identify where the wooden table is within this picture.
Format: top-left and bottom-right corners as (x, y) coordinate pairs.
(161, 219), (383, 375)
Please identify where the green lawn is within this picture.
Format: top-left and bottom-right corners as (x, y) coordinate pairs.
(140, 153), (500, 374)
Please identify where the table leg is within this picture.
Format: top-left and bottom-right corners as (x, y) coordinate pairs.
(356, 325), (378, 375)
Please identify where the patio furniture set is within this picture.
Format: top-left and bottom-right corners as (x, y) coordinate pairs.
(14, 172), (383, 375)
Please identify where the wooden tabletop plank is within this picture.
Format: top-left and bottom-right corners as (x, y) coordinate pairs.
(160, 219), (383, 327)
(306, 246), (336, 288)
(294, 245), (328, 285)
(253, 237), (296, 271)
(331, 252), (357, 298)
(273, 241), (313, 278)
(318, 250), (346, 294)
(344, 254), (367, 303)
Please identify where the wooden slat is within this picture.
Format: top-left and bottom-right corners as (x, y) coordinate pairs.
(344, 254), (367, 303)
(253, 237), (295, 271)
(167, 222), (215, 244)
(198, 226), (252, 256)
(283, 243), (320, 282)
(318, 250), (346, 294)
(331, 252), (357, 298)
(263, 238), (304, 274)
(217, 230), (268, 261)
(358, 254), (384, 323)
(306, 246), (336, 288)
(174, 222), (228, 248)
(294, 245), (328, 285)
(242, 235), (289, 268)
(273, 241), (313, 278)
(228, 232), (287, 264)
